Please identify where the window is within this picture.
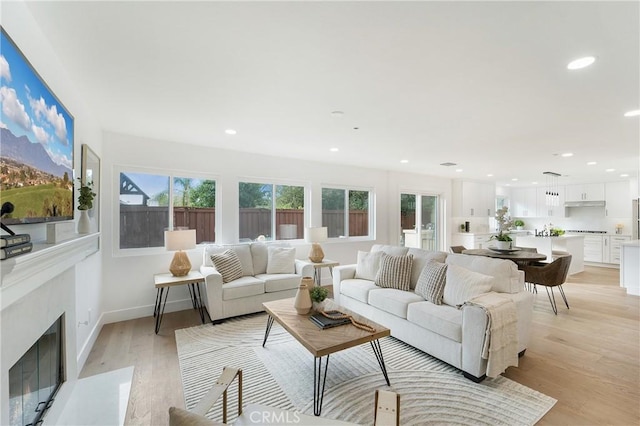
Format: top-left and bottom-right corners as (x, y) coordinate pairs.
(321, 187), (371, 238)
(239, 182), (304, 241)
(119, 171), (216, 249)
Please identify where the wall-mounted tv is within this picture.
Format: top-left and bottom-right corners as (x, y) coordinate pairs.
(0, 27), (74, 225)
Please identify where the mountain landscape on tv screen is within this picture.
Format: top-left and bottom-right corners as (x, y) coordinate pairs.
(0, 128), (72, 178)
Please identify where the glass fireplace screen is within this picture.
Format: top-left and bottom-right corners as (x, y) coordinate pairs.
(9, 315), (64, 426)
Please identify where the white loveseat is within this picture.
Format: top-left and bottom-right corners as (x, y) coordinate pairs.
(332, 244), (534, 382)
(200, 243), (314, 322)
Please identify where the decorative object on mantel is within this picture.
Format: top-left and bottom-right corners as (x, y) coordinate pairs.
(490, 207), (514, 249)
(309, 286), (328, 312)
(77, 178), (96, 234)
(81, 144), (101, 232)
(305, 226), (328, 263)
(165, 229), (196, 276)
(543, 171), (561, 206)
(293, 277), (313, 314)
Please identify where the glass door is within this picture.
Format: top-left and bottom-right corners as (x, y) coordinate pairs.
(400, 193), (440, 250)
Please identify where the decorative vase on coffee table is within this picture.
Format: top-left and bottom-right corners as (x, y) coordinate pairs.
(294, 277), (313, 314)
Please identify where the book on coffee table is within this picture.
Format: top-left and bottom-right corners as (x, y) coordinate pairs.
(309, 311), (351, 329)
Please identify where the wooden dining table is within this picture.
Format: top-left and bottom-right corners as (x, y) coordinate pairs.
(461, 248), (547, 268)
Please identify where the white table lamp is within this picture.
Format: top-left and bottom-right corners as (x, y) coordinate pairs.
(305, 226), (328, 263)
(165, 229), (196, 276)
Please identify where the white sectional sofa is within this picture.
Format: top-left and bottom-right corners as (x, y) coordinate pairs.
(332, 244), (534, 382)
(200, 243), (314, 322)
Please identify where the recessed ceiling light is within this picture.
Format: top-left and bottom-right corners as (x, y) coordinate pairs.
(532, 182), (538, 185)
(487, 174), (494, 177)
(561, 152), (574, 157)
(329, 147), (339, 152)
(624, 109), (640, 117)
(606, 168), (615, 172)
(400, 159), (409, 164)
(567, 56), (596, 70)
(455, 169), (463, 172)
(505, 184), (511, 186)
(512, 178), (518, 181)
(620, 174), (629, 177)
(587, 161), (597, 165)
(225, 129), (237, 135)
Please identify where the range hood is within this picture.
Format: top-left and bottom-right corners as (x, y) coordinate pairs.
(564, 200), (606, 208)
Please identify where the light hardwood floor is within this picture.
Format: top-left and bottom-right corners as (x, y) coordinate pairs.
(81, 266), (640, 425)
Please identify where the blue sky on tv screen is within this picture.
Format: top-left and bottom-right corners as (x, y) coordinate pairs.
(0, 30), (73, 172)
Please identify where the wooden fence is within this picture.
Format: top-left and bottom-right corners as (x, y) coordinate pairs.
(119, 205), (368, 248)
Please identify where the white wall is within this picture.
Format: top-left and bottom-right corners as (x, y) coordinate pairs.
(1, 2), (103, 371)
(100, 131), (453, 323)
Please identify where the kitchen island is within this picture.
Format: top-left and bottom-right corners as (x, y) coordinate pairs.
(620, 240), (640, 296)
(516, 235), (585, 275)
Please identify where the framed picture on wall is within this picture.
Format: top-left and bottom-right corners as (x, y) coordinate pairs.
(81, 144), (100, 232)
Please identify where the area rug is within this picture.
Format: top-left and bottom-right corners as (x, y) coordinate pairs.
(175, 313), (556, 425)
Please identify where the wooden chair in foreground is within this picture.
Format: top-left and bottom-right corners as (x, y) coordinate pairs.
(169, 367), (357, 425)
(521, 253), (572, 315)
(374, 389), (400, 426)
(450, 245), (467, 254)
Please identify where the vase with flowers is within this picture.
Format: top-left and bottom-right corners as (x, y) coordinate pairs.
(490, 206), (514, 249)
(77, 178), (96, 234)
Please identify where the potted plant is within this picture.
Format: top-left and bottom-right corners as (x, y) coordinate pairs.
(490, 206), (514, 249)
(514, 219), (525, 230)
(77, 179), (96, 234)
(310, 286), (329, 311)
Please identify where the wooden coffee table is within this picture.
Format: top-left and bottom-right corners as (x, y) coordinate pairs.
(262, 298), (391, 416)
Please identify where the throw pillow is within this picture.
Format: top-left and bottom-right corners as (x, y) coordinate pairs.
(442, 264), (493, 307)
(266, 246), (296, 274)
(415, 261), (448, 305)
(354, 250), (384, 281)
(375, 253), (414, 291)
(210, 249), (243, 283)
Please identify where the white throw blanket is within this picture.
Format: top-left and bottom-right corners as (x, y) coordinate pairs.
(465, 292), (519, 378)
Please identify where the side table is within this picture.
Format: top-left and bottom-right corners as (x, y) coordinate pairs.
(300, 259), (340, 286)
(153, 271), (208, 334)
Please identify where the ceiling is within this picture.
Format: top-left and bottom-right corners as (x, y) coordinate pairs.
(24, 1), (640, 187)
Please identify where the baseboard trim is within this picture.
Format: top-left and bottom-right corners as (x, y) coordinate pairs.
(102, 298), (195, 325)
(77, 312), (105, 372)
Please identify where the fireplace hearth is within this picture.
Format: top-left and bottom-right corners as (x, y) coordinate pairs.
(9, 316), (65, 426)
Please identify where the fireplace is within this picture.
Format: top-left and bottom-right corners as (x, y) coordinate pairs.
(9, 315), (65, 426)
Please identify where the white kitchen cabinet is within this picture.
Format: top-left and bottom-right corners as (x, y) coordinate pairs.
(605, 181), (630, 217)
(536, 186), (565, 218)
(603, 235), (631, 264)
(566, 183), (605, 202)
(451, 233), (494, 249)
(511, 187), (537, 217)
(453, 181), (496, 217)
(583, 235), (603, 263)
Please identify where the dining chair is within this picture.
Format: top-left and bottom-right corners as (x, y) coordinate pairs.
(450, 245), (467, 254)
(374, 389), (400, 426)
(520, 254), (572, 315)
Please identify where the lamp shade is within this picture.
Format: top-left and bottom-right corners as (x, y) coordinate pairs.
(165, 229), (196, 251)
(305, 227), (328, 243)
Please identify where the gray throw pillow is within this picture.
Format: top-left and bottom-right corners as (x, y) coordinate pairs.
(210, 249), (243, 283)
(415, 261), (448, 305)
(375, 253), (413, 291)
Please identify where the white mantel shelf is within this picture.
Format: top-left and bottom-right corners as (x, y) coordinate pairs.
(1, 233), (100, 311)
